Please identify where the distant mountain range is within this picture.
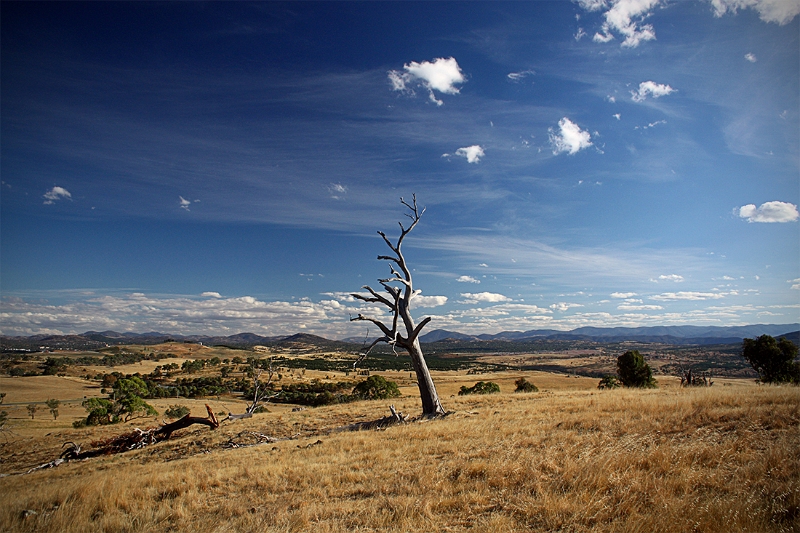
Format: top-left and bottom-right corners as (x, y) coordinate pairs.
(1, 324), (798, 351)
(418, 324), (800, 345)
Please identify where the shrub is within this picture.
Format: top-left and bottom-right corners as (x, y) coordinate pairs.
(514, 377), (538, 392)
(459, 381), (500, 395)
(598, 375), (621, 389)
(617, 350), (657, 388)
(742, 335), (799, 384)
(164, 405), (190, 419)
(352, 375), (401, 400)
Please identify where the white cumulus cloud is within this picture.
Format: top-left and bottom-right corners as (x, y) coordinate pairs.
(651, 291), (726, 301)
(631, 81), (676, 102)
(549, 117), (593, 155)
(456, 275), (480, 284)
(459, 292), (512, 304)
(550, 302), (584, 312)
(454, 145), (485, 163)
(710, 0), (800, 25)
(658, 274), (685, 282)
(611, 292), (638, 298)
(389, 57), (465, 106)
(744, 52), (757, 62)
(201, 292), (222, 298)
(43, 186), (72, 205)
(179, 196), (192, 210)
(738, 201), (799, 223)
(588, 0), (661, 47)
(410, 293), (448, 308)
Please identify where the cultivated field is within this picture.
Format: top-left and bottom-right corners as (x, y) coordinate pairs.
(0, 368), (797, 533)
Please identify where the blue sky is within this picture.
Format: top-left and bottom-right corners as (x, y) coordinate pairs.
(1, 0), (798, 338)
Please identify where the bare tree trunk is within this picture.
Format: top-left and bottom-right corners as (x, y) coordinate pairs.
(408, 340), (445, 417)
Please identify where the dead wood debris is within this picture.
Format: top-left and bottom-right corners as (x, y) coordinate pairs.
(329, 405), (408, 433)
(24, 405), (219, 474)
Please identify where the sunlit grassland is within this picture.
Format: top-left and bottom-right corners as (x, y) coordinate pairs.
(1, 379), (797, 533)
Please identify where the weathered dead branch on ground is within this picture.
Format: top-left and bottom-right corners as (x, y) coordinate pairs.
(330, 405), (408, 433)
(26, 405), (219, 473)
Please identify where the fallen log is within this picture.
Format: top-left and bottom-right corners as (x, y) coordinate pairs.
(330, 405), (407, 433)
(27, 405), (220, 471)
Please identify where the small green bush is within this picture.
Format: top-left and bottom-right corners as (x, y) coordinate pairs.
(164, 405), (190, 419)
(458, 381), (500, 395)
(514, 377), (538, 392)
(598, 375), (621, 389)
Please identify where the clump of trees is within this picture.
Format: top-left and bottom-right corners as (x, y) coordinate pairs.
(74, 376), (159, 427)
(616, 350), (657, 388)
(742, 335), (799, 384)
(514, 377), (538, 392)
(459, 381), (500, 395)
(352, 375), (401, 400)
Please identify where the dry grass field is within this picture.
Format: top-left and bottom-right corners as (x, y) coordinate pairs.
(0, 370), (797, 533)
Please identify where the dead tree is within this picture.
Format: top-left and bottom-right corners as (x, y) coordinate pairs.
(350, 195), (445, 418)
(227, 359), (279, 420)
(680, 368), (713, 387)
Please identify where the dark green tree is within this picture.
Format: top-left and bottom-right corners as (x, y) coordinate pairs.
(26, 404), (38, 419)
(45, 398), (60, 420)
(352, 375), (401, 400)
(617, 350), (657, 388)
(742, 335), (799, 383)
(458, 381), (501, 395)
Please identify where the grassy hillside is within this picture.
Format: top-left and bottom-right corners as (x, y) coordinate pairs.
(1, 378), (797, 532)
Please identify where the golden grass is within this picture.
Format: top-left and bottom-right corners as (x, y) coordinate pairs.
(1, 380), (797, 533)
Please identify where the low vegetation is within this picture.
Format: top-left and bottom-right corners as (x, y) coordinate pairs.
(458, 380), (501, 395)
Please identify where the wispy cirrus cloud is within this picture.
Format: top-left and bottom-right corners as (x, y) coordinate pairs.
(738, 201), (799, 223)
(388, 57), (465, 106)
(507, 70), (535, 82)
(549, 118), (593, 155)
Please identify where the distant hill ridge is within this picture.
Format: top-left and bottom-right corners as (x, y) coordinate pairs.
(1, 324), (797, 350)
(419, 324), (800, 345)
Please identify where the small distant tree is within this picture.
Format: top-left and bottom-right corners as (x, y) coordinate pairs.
(0, 392), (6, 404)
(164, 405), (190, 419)
(459, 381), (501, 395)
(352, 375), (402, 400)
(26, 404), (38, 419)
(45, 398), (60, 420)
(598, 375), (621, 389)
(514, 377), (538, 392)
(617, 350), (657, 388)
(742, 335), (799, 384)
